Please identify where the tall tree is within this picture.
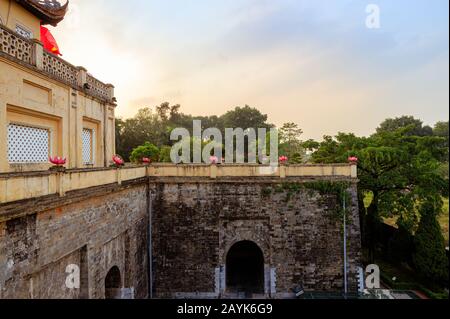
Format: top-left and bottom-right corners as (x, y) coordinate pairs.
(413, 201), (449, 284)
(376, 115), (433, 136)
(433, 121), (449, 163)
(308, 125), (448, 262)
(279, 123), (304, 162)
(220, 105), (273, 130)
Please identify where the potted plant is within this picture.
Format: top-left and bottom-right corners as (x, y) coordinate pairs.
(112, 155), (125, 168)
(348, 156), (358, 165)
(49, 156), (67, 172)
(279, 156), (288, 165)
(130, 142), (160, 164)
(209, 156), (219, 165)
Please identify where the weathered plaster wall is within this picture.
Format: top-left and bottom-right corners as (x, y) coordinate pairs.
(0, 184), (149, 299)
(0, 53), (116, 173)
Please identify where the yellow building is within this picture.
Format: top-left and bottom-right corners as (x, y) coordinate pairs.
(0, 0), (116, 173)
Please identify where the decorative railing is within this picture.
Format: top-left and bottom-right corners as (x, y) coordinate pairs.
(43, 51), (78, 87)
(0, 164), (357, 206)
(0, 24), (114, 103)
(87, 74), (110, 100)
(0, 25), (33, 64)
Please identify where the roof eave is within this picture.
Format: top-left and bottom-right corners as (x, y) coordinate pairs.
(15, 0), (69, 26)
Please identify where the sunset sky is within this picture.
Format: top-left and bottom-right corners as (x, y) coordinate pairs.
(50, 0), (449, 140)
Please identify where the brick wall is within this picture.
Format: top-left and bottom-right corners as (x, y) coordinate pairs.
(0, 185), (149, 299)
(151, 178), (362, 298)
(0, 176), (362, 299)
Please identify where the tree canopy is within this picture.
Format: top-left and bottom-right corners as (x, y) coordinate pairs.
(116, 103), (274, 161)
(117, 108), (448, 289)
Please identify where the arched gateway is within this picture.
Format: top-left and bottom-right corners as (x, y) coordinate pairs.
(105, 266), (122, 299)
(226, 241), (265, 294)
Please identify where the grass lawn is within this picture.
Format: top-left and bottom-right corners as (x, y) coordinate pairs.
(363, 192), (449, 246)
(375, 257), (449, 299)
(363, 193), (449, 299)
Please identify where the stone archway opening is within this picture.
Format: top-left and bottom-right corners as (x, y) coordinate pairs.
(105, 266), (122, 299)
(226, 241), (264, 294)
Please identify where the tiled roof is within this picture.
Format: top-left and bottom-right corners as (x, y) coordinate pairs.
(15, 0), (69, 26)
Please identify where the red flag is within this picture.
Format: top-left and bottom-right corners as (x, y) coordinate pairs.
(40, 26), (62, 56)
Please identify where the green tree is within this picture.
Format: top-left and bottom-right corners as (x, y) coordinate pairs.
(159, 146), (173, 163)
(376, 115), (433, 137)
(434, 121), (449, 139)
(290, 152), (303, 164)
(433, 121), (449, 163)
(220, 105), (273, 130)
(413, 201), (449, 284)
(115, 107), (166, 160)
(171, 137), (224, 163)
(309, 133), (367, 164)
(115, 117), (126, 157)
(302, 139), (320, 152)
(130, 142), (160, 163)
(279, 123), (305, 162)
(308, 124), (448, 262)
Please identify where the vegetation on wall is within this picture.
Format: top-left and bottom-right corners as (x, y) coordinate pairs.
(129, 142), (160, 163)
(262, 181), (352, 221)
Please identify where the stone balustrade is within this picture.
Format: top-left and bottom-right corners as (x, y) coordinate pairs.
(0, 164), (357, 205)
(0, 24), (114, 103)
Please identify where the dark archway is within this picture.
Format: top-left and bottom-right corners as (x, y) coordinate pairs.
(226, 241), (264, 294)
(105, 266), (122, 299)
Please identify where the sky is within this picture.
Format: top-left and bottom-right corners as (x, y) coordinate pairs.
(49, 0), (449, 140)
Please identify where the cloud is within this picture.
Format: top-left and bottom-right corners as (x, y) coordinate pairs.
(48, 0), (448, 140)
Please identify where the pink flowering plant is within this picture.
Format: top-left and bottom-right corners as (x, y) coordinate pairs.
(112, 155), (125, 167)
(209, 156), (219, 164)
(49, 156), (67, 172)
(348, 156), (358, 164)
(279, 156), (288, 164)
(49, 156), (67, 166)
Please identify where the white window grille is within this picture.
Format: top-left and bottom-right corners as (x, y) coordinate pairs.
(15, 24), (33, 39)
(7, 124), (50, 163)
(82, 128), (95, 164)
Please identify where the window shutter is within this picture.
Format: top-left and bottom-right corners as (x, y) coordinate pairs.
(7, 124), (50, 163)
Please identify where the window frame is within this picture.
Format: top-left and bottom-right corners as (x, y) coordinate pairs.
(7, 123), (52, 164)
(82, 127), (95, 165)
(15, 23), (33, 39)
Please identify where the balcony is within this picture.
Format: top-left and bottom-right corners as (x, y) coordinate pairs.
(0, 24), (114, 103)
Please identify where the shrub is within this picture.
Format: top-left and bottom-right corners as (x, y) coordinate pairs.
(290, 152), (303, 164)
(159, 146), (173, 163)
(129, 142), (159, 163)
(413, 201), (449, 284)
(386, 224), (414, 265)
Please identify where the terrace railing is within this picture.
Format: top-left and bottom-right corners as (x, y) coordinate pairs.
(0, 24), (114, 103)
(0, 164), (357, 206)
